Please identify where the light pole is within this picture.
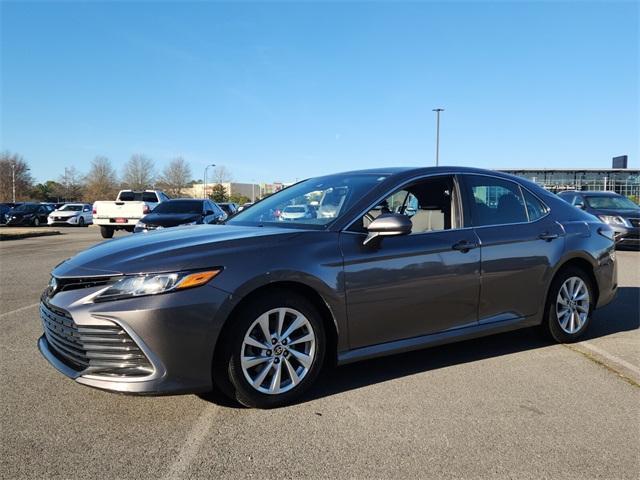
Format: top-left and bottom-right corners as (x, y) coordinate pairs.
(251, 179), (256, 202)
(11, 163), (16, 203)
(203, 164), (216, 199)
(432, 108), (444, 166)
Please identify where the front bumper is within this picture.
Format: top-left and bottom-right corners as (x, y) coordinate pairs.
(38, 283), (232, 394)
(48, 216), (82, 226)
(611, 225), (640, 247)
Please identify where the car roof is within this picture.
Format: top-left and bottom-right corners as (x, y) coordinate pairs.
(165, 198), (203, 202)
(330, 165), (524, 179)
(560, 190), (620, 196)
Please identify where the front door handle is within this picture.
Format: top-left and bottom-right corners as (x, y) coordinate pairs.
(539, 232), (559, 241)
(452, 240), (479, 252)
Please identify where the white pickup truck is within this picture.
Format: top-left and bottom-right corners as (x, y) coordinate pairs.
(93, 190), (170, 238)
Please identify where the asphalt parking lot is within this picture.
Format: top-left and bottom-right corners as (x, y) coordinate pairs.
(1, 228), (638, 479)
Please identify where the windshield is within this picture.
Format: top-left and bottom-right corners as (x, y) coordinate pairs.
(13, 204), (37, 213)
(59, 205), (83, 212)
(152, 200), (202, 214)
(585, 195), (639, 210)
(227, 173), (388, 229)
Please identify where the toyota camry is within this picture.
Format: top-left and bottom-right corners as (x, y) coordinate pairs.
(38, 167), (617, 408)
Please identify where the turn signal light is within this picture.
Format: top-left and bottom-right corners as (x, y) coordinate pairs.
(175, 270), (221, 290)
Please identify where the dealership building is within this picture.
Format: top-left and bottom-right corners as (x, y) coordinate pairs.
(502, 164), (639, 199)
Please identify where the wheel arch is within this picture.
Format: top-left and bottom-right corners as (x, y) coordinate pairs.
(212, 280), (340, 368)
(548, 254), (600, 306)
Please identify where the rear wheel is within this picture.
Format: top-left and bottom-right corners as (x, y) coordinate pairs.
(100, 226), (114, 239)
(544, 267), (594, 343)
(215, 291), (326, 408)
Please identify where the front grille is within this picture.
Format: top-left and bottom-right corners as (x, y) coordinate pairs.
(629, 218), (640, 228)
(40, 301), (153, 377)
(54, 276), (117, 293)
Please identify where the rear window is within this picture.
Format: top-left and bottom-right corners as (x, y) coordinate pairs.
(152, 201), (203, 214)
(284, 206), (306, 213)
(118, 191), (159, 202)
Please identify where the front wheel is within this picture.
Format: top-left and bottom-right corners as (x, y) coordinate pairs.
(544, 267), (594, 343)
(32, 217), (40, 227)
(78, 217), (85, 227)
(215, 291), (326, 408)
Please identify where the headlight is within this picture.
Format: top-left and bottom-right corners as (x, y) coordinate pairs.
(598, 215), (628, 226)
(94, 270), (221, 302)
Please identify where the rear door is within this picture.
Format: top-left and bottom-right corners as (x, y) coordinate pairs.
(459, 174), (565, 323)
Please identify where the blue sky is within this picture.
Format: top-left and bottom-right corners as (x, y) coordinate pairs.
(1, 1), (638, 184)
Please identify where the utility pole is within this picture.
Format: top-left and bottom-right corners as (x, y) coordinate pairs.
(11, 163), (16, 203)
(432, 108), (444, 166)
(203, 164), (216, 199)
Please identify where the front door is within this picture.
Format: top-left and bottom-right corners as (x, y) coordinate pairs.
(341, 175), (481, 349)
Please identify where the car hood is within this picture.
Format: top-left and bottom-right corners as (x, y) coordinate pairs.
(141, 213), (201, 227)
(53, 224), (305, 277)
(51, 210), (80, 217)
(589, 208), (640, 218)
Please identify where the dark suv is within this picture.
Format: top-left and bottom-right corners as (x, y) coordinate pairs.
(557, 191), (640, 247)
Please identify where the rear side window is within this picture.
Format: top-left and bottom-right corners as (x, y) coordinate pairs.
(464, 175), (528, 226)
(522, 189), (549, 221)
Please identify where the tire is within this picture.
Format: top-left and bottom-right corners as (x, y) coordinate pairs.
(78, 217), (84, 227)
(100, 226), (114, 239)
(214, 290), (326, 408)
(32, 217), (40, 227)
(544, 266), (594, 343)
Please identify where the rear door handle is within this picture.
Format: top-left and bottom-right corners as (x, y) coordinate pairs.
(452, 240), (479, 252)
(539, 232), (559, 241)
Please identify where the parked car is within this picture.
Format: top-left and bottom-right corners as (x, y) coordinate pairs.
(93, 190), (169, 238)
(38, 167), (617, 408)
(217, 202), (239, 217)
(6, 203), (53, 227)
(48, 203), (93, 227)
(558, 190), (639, 247)
(279, 204), (316, 221)
(238, 202), (253, 212)
(134, 199), (227, 233)
(0, 203), (14, 224)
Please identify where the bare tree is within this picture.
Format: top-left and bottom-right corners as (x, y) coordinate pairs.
(83, 156), (119, 201)
(0, 151), (34, 202)
(158, 157), (192, 197)
(210, 165), (233, 185)
(122, 154), (155, 190)
(55, 166), (85, 201)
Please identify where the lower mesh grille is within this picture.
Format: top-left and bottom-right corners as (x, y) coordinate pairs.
(40, 301), (153, 377)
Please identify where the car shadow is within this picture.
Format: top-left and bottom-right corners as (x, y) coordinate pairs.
(199, 286), (639, 408)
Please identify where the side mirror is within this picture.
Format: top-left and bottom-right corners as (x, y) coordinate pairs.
(204, 210), (214, 216)
(575, 202), (585, 209)
(364, 213), (412, 246)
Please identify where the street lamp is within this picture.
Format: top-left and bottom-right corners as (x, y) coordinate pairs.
(432, 108), (444, 166)
(11, 162), (16, 203)
(203, 164), (216, 199)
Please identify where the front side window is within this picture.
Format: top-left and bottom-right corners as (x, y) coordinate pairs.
(464, 175), (527, 226)
(228, 174), (387, 229)
(353, 175), (460, 234)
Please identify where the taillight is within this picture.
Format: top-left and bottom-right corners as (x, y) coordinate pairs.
(143, 205), (150, 214)
(92, 207), (97, 214)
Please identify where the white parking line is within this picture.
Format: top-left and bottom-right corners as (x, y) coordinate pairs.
(163, 405), (219, 480)
(579, 341), (640, 376)
(0, 303), (39, 318)
(567, 341), (640, 385)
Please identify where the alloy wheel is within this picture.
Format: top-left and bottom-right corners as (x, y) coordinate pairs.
(556, 276), (590, 334)
(240, 307), (316, 395)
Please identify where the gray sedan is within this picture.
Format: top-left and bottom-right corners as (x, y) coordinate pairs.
(38, 167), (617, 408)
